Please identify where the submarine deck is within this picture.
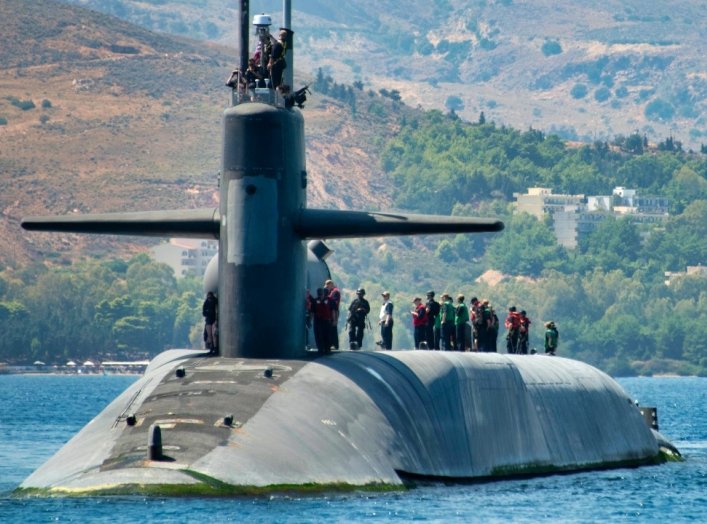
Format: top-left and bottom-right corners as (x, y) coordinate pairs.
(20, 350), (664, 495)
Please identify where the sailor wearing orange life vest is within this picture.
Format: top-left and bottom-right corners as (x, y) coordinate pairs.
(505, 306), (521, 354)
(411, 297), (428, 349)
(324, 279), (340, 351)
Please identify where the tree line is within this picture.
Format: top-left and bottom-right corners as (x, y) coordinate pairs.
(0, 254), (203, 365)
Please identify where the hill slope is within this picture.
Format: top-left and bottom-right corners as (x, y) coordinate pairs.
(55, 0), (706, 150)
(0, 0), (396, 266)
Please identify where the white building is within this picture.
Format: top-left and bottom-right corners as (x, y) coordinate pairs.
(514, 186), (670, 249)
(151, 238), (218, 278)
(664, 265), (707, 286)
(513, 187), (585, 219)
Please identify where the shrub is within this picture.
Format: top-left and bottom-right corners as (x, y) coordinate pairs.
(541, 40), (562, 56)
(570, 84), (588, 99)
(0, 116), (7, 125)
(445, 95), (464, 112)
(10, 98), (35, 110)
(479, 38), (497, 50)
(615, 86), (629, 98)
(417, 39), (434, 56)
(645, 99), (675, 122)
(41, 99), (52, 108)
(594, 87), (611, 102)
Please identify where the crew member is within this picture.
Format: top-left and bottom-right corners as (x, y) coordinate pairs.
(455, 294), (469, 351)
(202, 291), (218, 354)
(379, 291), (394, 350)
(347, 288), (370, 350)
(411, 297), (428, 349)
(313, 288), (332, 354)
(518, 310), (531, 355)
(505, 306), (521, 354)
(425, 291), (440, 350)
(544, 321), (559, 356)
(470, 297), (482, 351)
(269, 29), (288, 90)
(488, 304), (499, 352)
(324, 279), (341, 351)
(440, 293), (455, 351)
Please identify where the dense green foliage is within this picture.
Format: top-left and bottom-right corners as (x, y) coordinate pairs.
(0, 254), (203, 364)
(382, 111), (706, 211)
(368, 112), (707, 375)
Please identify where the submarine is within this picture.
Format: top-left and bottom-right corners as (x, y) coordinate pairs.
(18, 1), (678, 496)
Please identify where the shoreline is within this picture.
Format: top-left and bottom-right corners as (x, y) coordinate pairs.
(0, 369), (144, 376)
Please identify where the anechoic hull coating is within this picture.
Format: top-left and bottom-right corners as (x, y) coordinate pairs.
(20, 351), (660, 494)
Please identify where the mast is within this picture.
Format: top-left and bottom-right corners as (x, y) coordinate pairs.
(237, 0), (249, 74)
(283, 0), (293, 89)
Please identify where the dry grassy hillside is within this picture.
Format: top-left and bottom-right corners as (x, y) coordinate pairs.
(60, 0), (706, 150)
(0, 0), (396, 267)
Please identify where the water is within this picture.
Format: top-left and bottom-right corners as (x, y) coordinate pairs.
(1, 375), (705, 522)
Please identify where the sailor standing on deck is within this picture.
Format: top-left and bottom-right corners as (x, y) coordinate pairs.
(440, 293), (455, 351)
(544, 321), (559, 355)
(313, 288), (332, 354)
(455, 294), (469, 351)
(505, 306), (521, 354)
(425, 291), (440, 350)
(324, 280), (341, 351)
(347, 288), (370, 350)
(379, 291), (394, 350)
(411, 297), (428, 349)
(202, 291), (218, 354)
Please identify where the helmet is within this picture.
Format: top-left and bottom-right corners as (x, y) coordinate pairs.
(356, 288), (365, 296)
(252, 14), (272, 27)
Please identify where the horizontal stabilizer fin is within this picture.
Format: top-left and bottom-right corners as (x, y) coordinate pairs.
(296, 209), (504, 239)
(21, 209), (220, 239)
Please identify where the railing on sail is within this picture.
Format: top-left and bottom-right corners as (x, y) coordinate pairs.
(227, 69), (286, 108)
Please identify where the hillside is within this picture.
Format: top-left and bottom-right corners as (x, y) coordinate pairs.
(0, 0), (396, 267)
(55, 0), (706, 150)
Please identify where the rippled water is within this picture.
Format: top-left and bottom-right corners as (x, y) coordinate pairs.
(1, 374), (704, 522)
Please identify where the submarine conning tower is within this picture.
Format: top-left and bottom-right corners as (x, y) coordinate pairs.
(219, 102), (306, 358)
(219, 0), (305, 359)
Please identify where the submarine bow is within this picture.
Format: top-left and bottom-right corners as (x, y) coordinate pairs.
(19, 351), (665, 495)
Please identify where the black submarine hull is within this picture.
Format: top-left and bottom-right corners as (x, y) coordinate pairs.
(19, 350), (671, 495)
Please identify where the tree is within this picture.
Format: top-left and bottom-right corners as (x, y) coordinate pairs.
(594, 87), (611, 102)
(624, 133), (644, 154)
(113, 316), (150, 355)
(445, 95), (464, 113)
(570, 84), (588, 99)
(664, 165), (707, 213)
(645, 99), (675, 122)
(0, 301), (30, 360)
(541, 40), (562, 56)
(485, 213), (567, 277)
(580, 216), (642, 272)
(644, 201), (707, 270)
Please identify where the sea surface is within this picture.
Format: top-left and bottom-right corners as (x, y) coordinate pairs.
(0, 374), (704, 523)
